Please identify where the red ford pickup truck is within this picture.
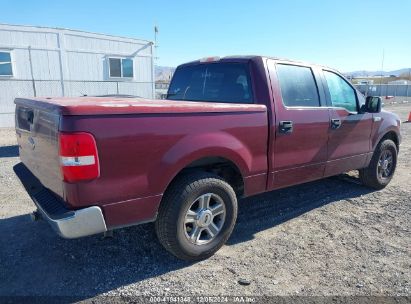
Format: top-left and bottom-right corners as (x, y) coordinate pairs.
(14, 56), (401, 260)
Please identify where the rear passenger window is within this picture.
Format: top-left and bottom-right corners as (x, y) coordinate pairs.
(276, 64), (320, 107)
(323, 70), (357, 112)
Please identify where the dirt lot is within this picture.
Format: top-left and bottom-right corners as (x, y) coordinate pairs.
(0, 104), (410, 301)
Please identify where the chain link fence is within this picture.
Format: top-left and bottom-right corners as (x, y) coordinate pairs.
(155, 82), (170, 99)
(154, 83), (411, 101)
(355, 84), (411, 99)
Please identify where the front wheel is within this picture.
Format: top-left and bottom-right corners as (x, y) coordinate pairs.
(359, 139), (398, 189)
(155, 172), (238, 261)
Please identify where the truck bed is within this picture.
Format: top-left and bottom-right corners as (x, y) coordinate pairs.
(14, 96), (269, 229)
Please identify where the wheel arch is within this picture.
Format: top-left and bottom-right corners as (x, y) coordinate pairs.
(164, 156), (245, 197)
(148, 132), (253, 198)
(375, 130), (400, 151)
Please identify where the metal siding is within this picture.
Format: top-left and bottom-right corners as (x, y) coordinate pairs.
(0, 30), (12, 46)
(11, 49), (31, 79)
(65, 52), (103, 81)
(64, 34), (151, 56)
(30, 49), (61, 80)
(135, 56), (152, 82)
(0, 28), (58, 48)
(47, 51), (62, 80)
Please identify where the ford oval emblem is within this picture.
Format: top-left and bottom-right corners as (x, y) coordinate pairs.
(28, 137), (35, 150)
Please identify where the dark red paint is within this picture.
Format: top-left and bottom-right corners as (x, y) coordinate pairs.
(15, 56), (401, 229)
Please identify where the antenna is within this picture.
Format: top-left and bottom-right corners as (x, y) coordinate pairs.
(154, 24), (159, 63)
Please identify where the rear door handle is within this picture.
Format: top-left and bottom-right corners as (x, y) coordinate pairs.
(279, 120), (293, 133)
(331, 119), (341, 129)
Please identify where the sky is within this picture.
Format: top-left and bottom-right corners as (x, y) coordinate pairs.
(1, 0), (410, 72)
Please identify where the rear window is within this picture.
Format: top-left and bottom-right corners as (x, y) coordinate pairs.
(276, 64), (320, 107)
(167, 63), (253, 103)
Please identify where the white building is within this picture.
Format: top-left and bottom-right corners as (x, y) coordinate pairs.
(0, 24), (154, 127)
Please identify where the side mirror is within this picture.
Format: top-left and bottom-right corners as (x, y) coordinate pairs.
(364, 96), (382, 113)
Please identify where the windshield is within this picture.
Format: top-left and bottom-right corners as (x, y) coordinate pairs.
(167, 63), (253, 103)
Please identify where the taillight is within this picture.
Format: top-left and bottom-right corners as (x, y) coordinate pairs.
(58, 132), (100, 183)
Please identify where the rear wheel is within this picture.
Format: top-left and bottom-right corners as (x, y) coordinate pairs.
(359, 139), (397, 189)
(155, 172), (238, 261)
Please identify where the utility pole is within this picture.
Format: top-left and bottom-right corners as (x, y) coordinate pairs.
(153, 25), (159, 99)
(406, 68), (411, 100)
(380, 49), (385, 85)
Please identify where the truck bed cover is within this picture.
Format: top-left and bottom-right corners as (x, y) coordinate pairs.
(15, 97), (266, 116)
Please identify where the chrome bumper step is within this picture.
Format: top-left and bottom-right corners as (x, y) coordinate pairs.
(14, 163), (107, 239)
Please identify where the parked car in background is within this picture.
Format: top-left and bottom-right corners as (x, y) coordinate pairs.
(14, 56), (401, 260)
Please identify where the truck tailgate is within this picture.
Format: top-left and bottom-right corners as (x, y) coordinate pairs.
(15, 99), (63, 199)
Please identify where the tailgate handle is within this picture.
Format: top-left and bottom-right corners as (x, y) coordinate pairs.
(21, 110), (34, 124)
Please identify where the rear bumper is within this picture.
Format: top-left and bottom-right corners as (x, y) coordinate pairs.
(35, 204), (107, 239)
(14, 163), (107, 239)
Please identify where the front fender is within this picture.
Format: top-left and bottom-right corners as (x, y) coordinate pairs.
(371, 112), (401, 151)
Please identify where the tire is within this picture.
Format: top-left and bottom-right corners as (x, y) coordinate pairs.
(155, 172), (238, 261)
(359, 139), (397, 190)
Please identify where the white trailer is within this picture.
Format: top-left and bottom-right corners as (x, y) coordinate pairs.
(0, 23), (154, 127)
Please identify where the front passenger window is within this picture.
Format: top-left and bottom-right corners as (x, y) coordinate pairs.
(324, 71), (357, 112)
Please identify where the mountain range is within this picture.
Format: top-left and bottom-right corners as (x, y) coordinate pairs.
(344, 68), (411, 77)
(155, 66), (176, 81)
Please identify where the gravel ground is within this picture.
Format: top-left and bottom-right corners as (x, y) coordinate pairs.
(0, 104), (410, 301)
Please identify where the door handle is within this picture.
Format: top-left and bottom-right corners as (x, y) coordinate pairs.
(331, 118), (341, 129)
(279, 120), (293, 133)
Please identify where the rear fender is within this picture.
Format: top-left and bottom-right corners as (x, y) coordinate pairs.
(149, 132), (252, 194)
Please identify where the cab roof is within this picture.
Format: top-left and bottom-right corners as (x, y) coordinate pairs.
(179, 55), (338, 73)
